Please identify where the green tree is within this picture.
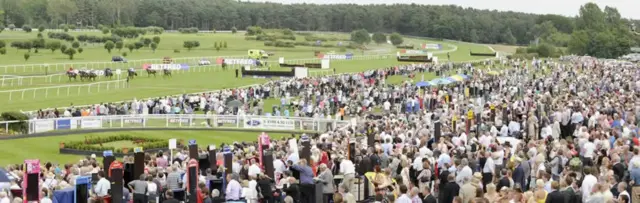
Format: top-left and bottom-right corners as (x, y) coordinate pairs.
(38, 25), (45, 32)
(24, 53), (30, 61)
(372, 32), (386, 44)
(22, 25), (32, 32)
(64, 48), (76, 60)
(389, 33), (404, 45)
(501, 28), (517, 45)
(71, 41), (80, 49)
(231, 26), (237, 34)
(141, 38), (152, 47)
(152, 36), (161, 44)
(134, 41), (144, 50)
(104, 41), (115, 53)
(215, 44), (220, 52)
(45, 40), (61, 53)
(214, 42), (218, 48)
(350, 29), (371, 44)
(126, 43), (135, 52)
(150, 42), (158, 53)
(102, 28), (109, 34)
(223, 41), (227, 48)
(469, 29), (479, 43)
(0, 48), (6, 55)
(78, 47), (83, 53)
(115, 41), (124, 51)
(37, 33), (43, 38)
(60, 44), (68, 53)
(183, 41), (200, 51)
(22, 41), (33, 52)
(0, 41), (5, 49)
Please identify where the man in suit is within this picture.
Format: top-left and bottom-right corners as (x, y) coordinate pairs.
(440, 174), (460, 203)
(496, 169), (511, 192)
(512, 158), (526, 190)
(546, 181), (565, 203)
(562, 177), (579, 203)
(282, 177), (300, 202)
(422, 185), (437, 203)
(612, 155), (626, 182)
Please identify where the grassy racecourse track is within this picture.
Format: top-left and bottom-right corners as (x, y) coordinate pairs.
(0, 31), (493, 112)
(0, 30), (497, 164)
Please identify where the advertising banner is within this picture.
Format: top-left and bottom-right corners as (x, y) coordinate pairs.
(421, 43), (443, 50)
(81, 119), (102, 129)
(56, 119), (76, 130)
(318, 53), (353, 60)
(220, 58), (257, 65)
(123, 118), (145, 124)
(244, 118), (296, 130)
(145, 64), (189, 70)
(169, 118), (191, 124)
(34, 120), (54, 133)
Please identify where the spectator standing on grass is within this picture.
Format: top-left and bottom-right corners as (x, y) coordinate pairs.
(128, 174), (149, 203)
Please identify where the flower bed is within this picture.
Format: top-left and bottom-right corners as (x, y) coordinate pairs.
(59, 134), (183, 155)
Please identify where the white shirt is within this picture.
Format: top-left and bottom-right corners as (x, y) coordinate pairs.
(147, 182), (158, 195)
(581, 174), (598, 202)
(41, 197), (53, 203)
(232, 162), (242, 174)
(95, 178), (111, 197)
(582, 142), (596, 158)
(0, 197), (10, 203)
(493, 150), (504, 165)
(248, 164), (262, 177)
(483, 157), (495, 174)
(273, 159), (287, 175)
(340, 159), (356, 175)
(395, 194), (412, 203)
(456, 166), (473, 186)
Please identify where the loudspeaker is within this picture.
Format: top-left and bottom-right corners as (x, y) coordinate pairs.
(263, 151), (275, 179)
(133, 152), (144, 181)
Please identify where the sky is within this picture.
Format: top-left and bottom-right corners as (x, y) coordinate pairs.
(243, 0), (640, 19)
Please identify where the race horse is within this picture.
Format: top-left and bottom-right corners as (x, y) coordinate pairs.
(128, 68), (137, 79)
(67, 70), (78, 81)
(163, 69), (172, 78)
(79, 70), (97, 81)
(104, 68), (114, 79)
(146, 69), (157, 77)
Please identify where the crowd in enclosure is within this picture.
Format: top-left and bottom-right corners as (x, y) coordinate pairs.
(4, 55), (640, 203)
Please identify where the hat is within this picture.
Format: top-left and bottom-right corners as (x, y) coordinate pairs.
(90, 154), (96, 159)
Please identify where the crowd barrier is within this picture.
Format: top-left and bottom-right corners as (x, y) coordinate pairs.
(24, 114), (350, 135)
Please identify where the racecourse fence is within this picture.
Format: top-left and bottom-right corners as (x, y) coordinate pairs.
(0, 73), (66, 87)
(0, 79), (127, 101)
(18, 114), (350, 135)
(0, 53), (395, 75)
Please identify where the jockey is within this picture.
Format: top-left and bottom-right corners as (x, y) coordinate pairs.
(128, 67), (135, 72)
(67, 67), (74, 73)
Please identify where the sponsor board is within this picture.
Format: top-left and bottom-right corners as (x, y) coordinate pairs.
(145, 64), (189, 70)
(319, 53), (353, 60)
(56, 119), (77, 130)
(400, 49), (428, 55)
(169, 118), (191, 124)
(421, 43), (442, 50)
(34, 120), (55, 133)
(123, 118), (144, 124)
(220, 58), (256, 65)
(217, 118), (238, 124)
(243, 118), (295, 130)
(81, 119), (102, 129)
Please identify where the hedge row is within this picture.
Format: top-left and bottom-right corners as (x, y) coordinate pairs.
(61, 134), (182, 153)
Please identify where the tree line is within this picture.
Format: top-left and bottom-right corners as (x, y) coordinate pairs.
(1, 0), (639, 58)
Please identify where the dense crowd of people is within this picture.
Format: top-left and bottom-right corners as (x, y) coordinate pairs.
(4, 55), (640, 203)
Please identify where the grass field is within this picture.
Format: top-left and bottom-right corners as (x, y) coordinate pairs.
(0, 31), (493, 112)
(0, 130), (292, 165)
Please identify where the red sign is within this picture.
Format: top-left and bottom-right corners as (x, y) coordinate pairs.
(186, 159), (199, 192)
(109, 161), (124, 177)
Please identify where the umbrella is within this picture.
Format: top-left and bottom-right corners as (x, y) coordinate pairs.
(226, 100), (244, 108)
(457, 74), (470, 80)
(416, 81), (431, 87)
(449, 75), (465, 82)
(0, 168), (12, 182)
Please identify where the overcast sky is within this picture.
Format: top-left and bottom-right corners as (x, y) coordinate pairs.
(243, 0), (640, 19)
